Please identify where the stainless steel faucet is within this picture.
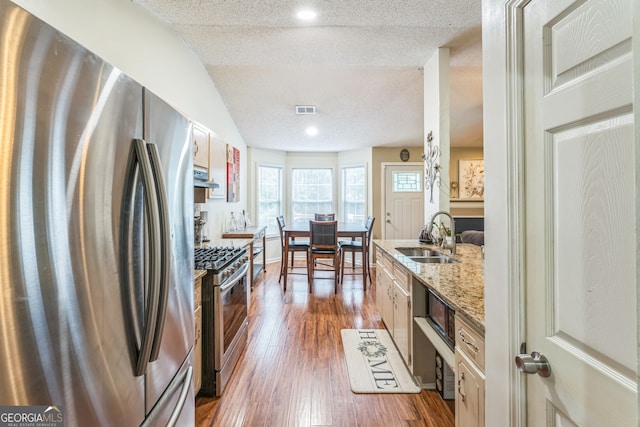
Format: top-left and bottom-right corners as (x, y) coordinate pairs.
(425, 210), (456, 255)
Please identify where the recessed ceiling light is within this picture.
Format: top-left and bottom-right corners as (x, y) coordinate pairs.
(296, 10), (317, 21)
(305, 126), (318, 137)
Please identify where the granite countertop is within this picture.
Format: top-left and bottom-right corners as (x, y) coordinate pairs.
(373, 239), (485, 333)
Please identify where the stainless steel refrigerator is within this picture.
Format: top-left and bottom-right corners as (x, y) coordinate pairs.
(0, 2), (195, 426)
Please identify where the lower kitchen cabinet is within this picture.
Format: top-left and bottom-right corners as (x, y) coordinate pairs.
(374, 242), (486, 426)
(376, 248), (394, 329)
(455, 351), (485, 427)
(455, 316), (485, 427)
(379, 265), (395, 331)
(375, 248), (412, 368)
(393, 277), (411, 366)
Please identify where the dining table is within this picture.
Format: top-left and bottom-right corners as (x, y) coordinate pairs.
(282, 220), (369, 290)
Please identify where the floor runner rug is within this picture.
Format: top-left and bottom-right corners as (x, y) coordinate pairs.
(341, 329), (421, 394)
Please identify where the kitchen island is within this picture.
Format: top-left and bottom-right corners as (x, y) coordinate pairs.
(373, 239), (485, 427)
(373, 240), (484, 331)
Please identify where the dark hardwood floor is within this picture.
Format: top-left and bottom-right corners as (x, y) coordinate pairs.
(195, 261), (455, 427)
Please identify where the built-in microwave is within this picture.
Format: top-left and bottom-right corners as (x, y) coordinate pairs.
(427, 289), (455, 349)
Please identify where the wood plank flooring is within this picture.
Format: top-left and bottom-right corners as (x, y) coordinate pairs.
(195, 261), (455, 427)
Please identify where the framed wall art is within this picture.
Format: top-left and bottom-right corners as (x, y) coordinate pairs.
(226, 144), (240, 202)
(458, 159), (484, 199)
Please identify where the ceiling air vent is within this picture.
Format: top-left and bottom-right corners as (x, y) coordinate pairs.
(296, 105), (316, 115)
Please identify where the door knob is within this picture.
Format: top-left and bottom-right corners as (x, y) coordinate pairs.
(515, 351), (551, 377)
(386, 219), (391, 223)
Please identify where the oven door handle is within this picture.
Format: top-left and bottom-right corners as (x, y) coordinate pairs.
(219, 262), (249, 292)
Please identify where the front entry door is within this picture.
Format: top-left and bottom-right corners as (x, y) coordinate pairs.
(383, 164), (424, 239)
(522, 0), (636, 425)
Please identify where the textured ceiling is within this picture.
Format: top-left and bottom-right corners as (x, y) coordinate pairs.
(132, 0), (483, 152)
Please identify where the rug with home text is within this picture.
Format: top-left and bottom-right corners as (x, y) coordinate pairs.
(341, 329), (421, 394)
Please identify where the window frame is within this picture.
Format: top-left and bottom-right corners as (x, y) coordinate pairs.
(290, 167), (334, 222)
(256, 163), (283, 237)
(340, 164), (367, 224)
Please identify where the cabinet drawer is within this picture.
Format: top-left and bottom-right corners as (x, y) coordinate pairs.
(393, 264), (409, 292)
(455, 316), (485, 371)
(376, 249), (393, 272)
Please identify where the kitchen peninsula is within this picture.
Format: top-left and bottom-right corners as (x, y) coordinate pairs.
(373, 240), (485, 427)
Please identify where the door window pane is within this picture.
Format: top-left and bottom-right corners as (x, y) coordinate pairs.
(393, 171), (422, 192)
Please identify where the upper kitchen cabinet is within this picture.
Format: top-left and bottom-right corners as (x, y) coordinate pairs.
(193, 124), (210, 169)
(207, 134), (226, 199)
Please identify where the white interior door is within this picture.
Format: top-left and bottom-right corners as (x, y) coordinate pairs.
(384, 164), (424, 239)
(523, 0), (637, 425)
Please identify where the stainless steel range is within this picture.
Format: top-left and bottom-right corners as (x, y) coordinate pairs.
(196, 246), (250, 396)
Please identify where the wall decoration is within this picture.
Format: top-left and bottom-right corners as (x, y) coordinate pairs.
(226, 144), (240, 202)
(421, 131), (441, 203)
(458, 159), (484, 199)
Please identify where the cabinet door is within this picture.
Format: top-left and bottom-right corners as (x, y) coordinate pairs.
(193, 124), (209, 168)
(380, 266), (395, 331)
(455, 350), (485, 427)
(375, 263), (385, 314)
(393, 282), (411, 367)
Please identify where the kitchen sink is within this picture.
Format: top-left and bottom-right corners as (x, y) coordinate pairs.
(396, 247), (443, 257)
(410, 256), (459, 264)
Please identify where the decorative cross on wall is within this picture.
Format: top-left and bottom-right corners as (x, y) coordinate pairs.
(422, 131), (441, 203)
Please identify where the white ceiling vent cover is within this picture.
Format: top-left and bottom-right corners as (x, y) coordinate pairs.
(296, 105), (316, 115)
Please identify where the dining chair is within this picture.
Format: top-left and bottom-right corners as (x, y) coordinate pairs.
(314, 213), (335, 221)
(276, 215), (309, 290)
(308, 220), (340, 293)
(339, 216), (375, 286)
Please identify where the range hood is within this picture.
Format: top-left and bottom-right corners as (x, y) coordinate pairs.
(194, 169), (219, 189)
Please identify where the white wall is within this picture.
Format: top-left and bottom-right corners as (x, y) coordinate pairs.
(12, 0), (248, 239)
(423, 47), (451, 221)
(338, 147), (374, 220)
(633, 0), (640, 404)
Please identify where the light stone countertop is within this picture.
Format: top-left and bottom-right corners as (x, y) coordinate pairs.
(373, 239), (485, 333)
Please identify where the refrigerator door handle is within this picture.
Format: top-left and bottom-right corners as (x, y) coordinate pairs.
(146, 142), (171, 361)
(166, 366), (193, 427)
(132, 138), (162, 376)
(140, 364), (193, 427)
